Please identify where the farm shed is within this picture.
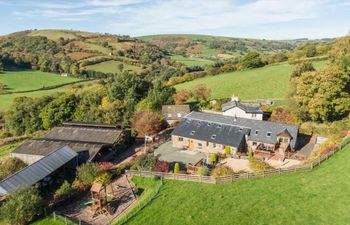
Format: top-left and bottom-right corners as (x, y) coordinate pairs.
(10, 122), (126, 164)
(0, 146), (77, 196)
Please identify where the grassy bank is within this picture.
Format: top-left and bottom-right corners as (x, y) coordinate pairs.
(175, 61), (327, 100)
(125, 144), (350, 225)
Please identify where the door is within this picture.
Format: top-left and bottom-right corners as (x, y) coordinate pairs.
(189, 139), (195, 150)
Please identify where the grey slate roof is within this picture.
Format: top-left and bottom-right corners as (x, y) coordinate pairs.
(162, 105), (191, 121)
(172, 117), (249, 147)
(45, 126), (122, 144)
(0, 146), (77, 195)
(221, 101), (263, 113)
(11, 139), (102, 160)
(175, 112), (299, 149)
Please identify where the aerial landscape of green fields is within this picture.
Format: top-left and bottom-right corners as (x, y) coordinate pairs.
(0, 1), (349, 225)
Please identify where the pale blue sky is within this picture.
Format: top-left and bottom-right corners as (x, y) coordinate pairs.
(0, 0), (349, 39)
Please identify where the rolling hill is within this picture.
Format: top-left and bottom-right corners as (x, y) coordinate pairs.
(139, 34), (319, 65)
(175, 60), (327, 100)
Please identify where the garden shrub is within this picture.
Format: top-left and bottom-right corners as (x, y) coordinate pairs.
(94, 171), (112, 185)
(114, 160), (135, 174)
(98, 162), (114, 171)
(174, 162), (180, 173)
(249, 158), (272, 171)
(1, 186), (42, 225)
(54, 180), (74, 199)
(211, 166), (234, 177)
(0, 157), (27, 180)
(76, 162), (100, 186)
(248, 148), (253, 160)
(134, 154), (157, 171)
(210, 153), (217, 164)
(153, 160), (169, 172)
(197, 166), (209, 176)
(224, 146), (231, 155)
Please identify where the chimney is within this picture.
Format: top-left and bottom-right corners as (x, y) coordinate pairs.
(231, 95), (239, 102)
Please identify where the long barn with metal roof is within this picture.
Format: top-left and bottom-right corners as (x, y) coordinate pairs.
(0, 146), (77, 196)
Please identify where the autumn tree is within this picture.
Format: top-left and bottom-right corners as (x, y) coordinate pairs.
(288, 65), (350, 122)
(192, 84), (211, 103)
(173, 89), (191, 105)
(132, 110), (165, 136)
(291, 61), (315, 78)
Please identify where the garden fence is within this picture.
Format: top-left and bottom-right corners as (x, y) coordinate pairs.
(126, 137), (350, 185)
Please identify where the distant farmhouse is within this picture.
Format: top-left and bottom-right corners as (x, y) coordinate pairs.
(162, 105), (191, 124)
(171, 112), (298, 161)
(222, 96), (263, 120)
(10, 122), (126, 165)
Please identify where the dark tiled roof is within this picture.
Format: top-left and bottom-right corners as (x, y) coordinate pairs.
(162, 105), (190, 120)
(172, 117), (249, 148)
(11, 139), (103, 161)
(0, 146), (77, 195)
(176, 112), (299, 149)
(45, 126), (122, 144)
(221, 101), (263, 113)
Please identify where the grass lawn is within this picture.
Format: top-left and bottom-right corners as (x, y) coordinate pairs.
(0, 141), (23, 159)
(85, 60), (142, 73)
(0, 71), (80, 92)
(30, 216), (76, 225)
(175, 61), (327, 100)
(125, 144), (350, 225)
(171, 55), (214, 66)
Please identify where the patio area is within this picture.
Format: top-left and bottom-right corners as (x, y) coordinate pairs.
(154, 141), (206, 164)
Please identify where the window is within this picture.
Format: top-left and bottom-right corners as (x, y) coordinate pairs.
(168, 113), (172, 118)
(178, 137), (183, 142)
(253, 142), (257, 146)
(217, 124), (222, 128)
(239, 127), (243, 132)
(213, 143), (216, 148)
(198, 143), (202, 149)
(255, 130), (259, 135)
(252, 113), (256, 118)
(190, 131), (195, 135)
(207, 123), (211, 126)
(211, 134), (217, 140)
(206, 141), (209, 146)
(177, 113), (182, 118)
(267, 132), (272, 137)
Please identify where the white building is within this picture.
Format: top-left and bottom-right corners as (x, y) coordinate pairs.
(221, 96), (263, 120)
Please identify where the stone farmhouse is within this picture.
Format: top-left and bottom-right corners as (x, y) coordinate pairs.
(221, 96), (263, 120)
(171, 112), (298, 160)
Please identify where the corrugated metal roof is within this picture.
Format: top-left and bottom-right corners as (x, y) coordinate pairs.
(0, 146), (77, 196)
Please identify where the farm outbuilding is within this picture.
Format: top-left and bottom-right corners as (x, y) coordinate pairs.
(0, 146), (77, 196)
(10, 122), (127, 165)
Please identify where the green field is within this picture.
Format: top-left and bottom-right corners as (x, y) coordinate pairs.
(126, 144), (350, 225)
(0, 71), (80, 92)
(171, 55), (214, 66)
(85, 60), (142, 73)
(175, 61), (327, 100)
(0, 141), (23, 159)
(0, 71), (85, 111)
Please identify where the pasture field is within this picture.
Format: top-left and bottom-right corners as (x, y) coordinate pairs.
(171, 55), (214, 66)
(0, 71), (80, 92)
(175, 60), (327, 100)
(125, 144), (350, 225)
(0, 141), (22, 159)
(84, 60), (142, 73)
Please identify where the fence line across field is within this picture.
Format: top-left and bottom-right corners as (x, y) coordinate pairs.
(127, 137), (350, 184)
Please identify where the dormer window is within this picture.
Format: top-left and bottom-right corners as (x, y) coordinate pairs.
(239, 127), (243, 132)
(217, 124), (222, 128)
(267, 132), (272, 137)
(211, 134), (217, 140)
(190, 131), (195, 135)
(168, 113), (172, 118)
(177, 113), (182, 118)
(255, 130), (259, 135)
(207, 123), (211, 126)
